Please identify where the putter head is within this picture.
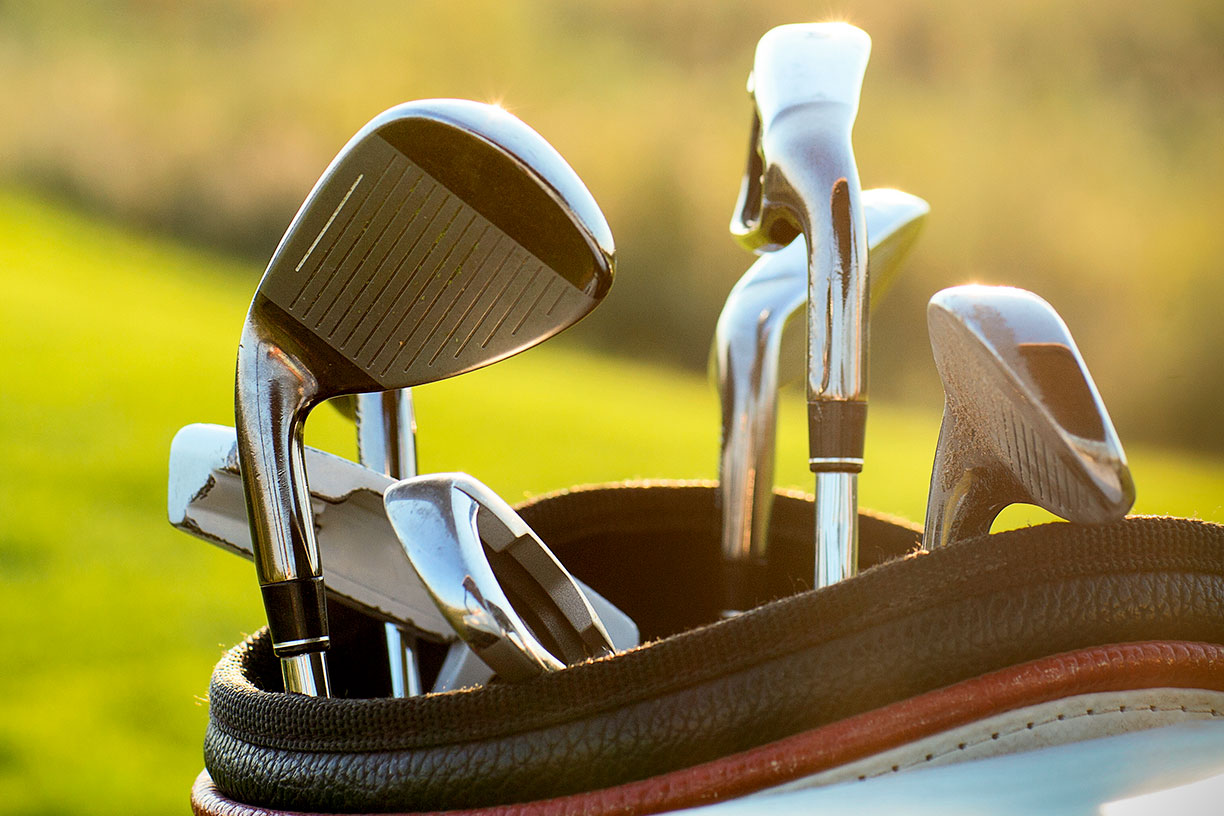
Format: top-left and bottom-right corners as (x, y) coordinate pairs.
(922, 285), (1135, 549)
(730, 23), (872, 252)
(713, 190), (928, 606)
(384, 473), (615, 683)
(167, 423), (639, 694)
(235, 99), (614, 693)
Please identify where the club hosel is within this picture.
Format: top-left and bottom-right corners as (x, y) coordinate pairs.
(235, 323), (322, 584)
(922, 419), (1012, 550)
(929, 469), (1009, 550)
(235, 322), (332, 667)
(260, 577), (331, 655)
(794, 160), (868, 388)
(795, 156), (868, 476)
(754, 117), (869, 401)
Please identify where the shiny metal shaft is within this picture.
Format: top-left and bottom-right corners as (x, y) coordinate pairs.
(814, 471), (857, 586)
(356, 390), (417, 480)
(805, 173), (868, 591)
(355, 389), (421, 697)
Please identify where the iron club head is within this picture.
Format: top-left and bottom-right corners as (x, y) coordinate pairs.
(384, 473), (615, 683)
(235, 99), (615, 694)
(922, 285), (1135, 550)
(731, 23), (872, 258)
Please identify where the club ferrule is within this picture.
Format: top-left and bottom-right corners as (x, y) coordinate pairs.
(261, 577), (331, 656)
(808, 400), (867, 471)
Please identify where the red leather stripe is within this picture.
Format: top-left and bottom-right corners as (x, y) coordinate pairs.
(191, 640), (1224, 816)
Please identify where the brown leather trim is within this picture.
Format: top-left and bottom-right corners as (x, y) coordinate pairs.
(191, 640), (1224, 816)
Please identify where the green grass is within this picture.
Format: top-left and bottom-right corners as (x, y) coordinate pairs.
(5, 0), (1224, 450)
(0, 188), (1221, 814)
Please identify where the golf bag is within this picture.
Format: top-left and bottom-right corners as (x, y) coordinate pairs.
(191, 482), (1224, 814)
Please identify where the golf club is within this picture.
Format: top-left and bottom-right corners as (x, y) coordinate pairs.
(716, 189), (928, 609)
(235, 99), (615, 694)
(384, 473), (615, 682)
(922, 285), (1135, 550)
(730, 23), (872, 589)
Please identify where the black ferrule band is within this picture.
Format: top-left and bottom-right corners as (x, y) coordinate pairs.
(261, 578), (330, 656)
(808, 400), (868, 471)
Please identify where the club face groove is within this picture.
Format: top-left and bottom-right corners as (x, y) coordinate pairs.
(923, 285), (1135, 549)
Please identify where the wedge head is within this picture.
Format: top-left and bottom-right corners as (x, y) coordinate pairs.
(923, 285), (1135, 549)
(731, 23), (872, 252)
(253, 98), (614, 398)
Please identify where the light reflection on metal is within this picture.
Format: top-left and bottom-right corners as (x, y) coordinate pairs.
(730, 23), (871, 594)
(234, 99), (614, 693)
(385, 473), (615, 682)
(714, 190), (927, 607)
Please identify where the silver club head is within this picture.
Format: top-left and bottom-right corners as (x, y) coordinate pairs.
(715, 190), (928, 609)
(235, 100), (615, 695)
(729, 23), (872, 590)
(922, 285), (1135, 550)
(384, 473), (615, 683)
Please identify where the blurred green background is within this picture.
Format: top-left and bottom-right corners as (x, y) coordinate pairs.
(0, 2), (1222, 813)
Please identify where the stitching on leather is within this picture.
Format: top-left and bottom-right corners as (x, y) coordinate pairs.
(855, 701), (1224, 781)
